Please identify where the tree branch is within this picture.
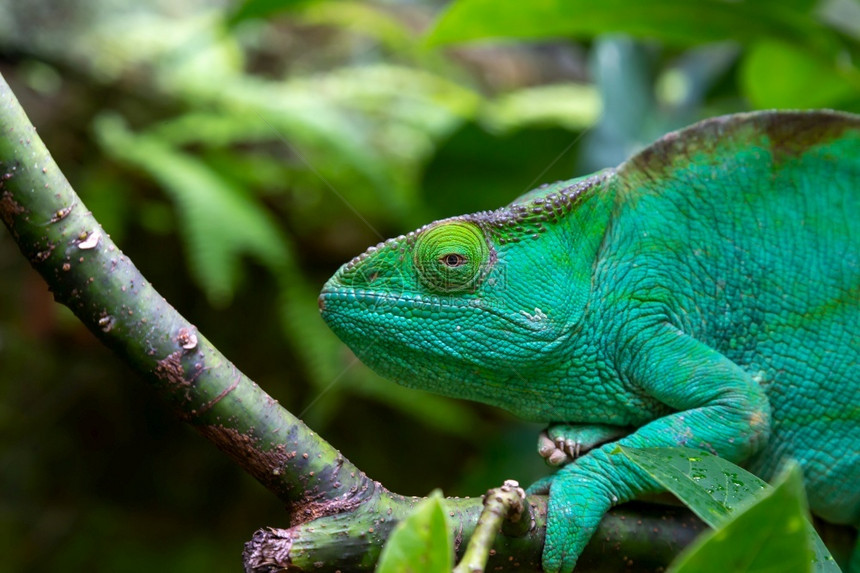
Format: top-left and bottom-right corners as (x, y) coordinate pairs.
(243, 500), (705, 572)
(0, 72), (706, 572)
(0, 70), (367, 515)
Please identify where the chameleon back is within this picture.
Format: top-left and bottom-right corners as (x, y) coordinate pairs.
(594, 112), (860, 525)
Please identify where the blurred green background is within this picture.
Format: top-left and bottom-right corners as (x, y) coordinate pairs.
(1, 0), (859, 571)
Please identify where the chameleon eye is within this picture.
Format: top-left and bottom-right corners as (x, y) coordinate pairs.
(414, 221), (488, 292)
(441, 253), (466, 267)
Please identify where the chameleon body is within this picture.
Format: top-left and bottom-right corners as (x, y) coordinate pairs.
(319, 111), (860, 571)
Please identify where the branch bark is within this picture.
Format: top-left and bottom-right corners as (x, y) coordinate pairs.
(0, 72), (706, 572)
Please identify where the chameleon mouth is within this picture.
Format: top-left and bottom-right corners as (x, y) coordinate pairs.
(318, 286), (549, 333)
(318, 287), (477, 314)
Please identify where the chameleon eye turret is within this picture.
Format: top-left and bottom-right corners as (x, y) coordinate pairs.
(412, 221), (489, 293)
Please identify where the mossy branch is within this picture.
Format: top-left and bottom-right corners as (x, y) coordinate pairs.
(0, 72), (705, 572)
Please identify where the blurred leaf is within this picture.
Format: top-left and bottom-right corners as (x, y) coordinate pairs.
(81, 11), (243, 83)
(139, 201), (177, 235)
(188, 87), (401, 207)
(655, 43), (740, 112)
(740, 40), (858, 108)
(77, 12), (420, 219)
(668, 464), (812, 573)
(481, 83), (601, 133)
(300, 1), (422, 59)
(427, 0), (836, 55)
(276, 275), (350, 424)
(347, 371), (483, 438)
(148, 112), (275, 148)
(78, 168), (135, 244)
(148, 64), (482, 223)
(227, 0), (316, 26)
(18, 59), (63, 95)
(376, 491), (452, 573)
(421, 123), (585, 219)
(95, 114), (290, 306)
(620, 447), (839, 571)
(24, 2), (485, 226)
(199, 150), (291, 194)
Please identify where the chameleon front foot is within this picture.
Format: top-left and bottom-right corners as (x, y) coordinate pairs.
(538, 423), (632, 466)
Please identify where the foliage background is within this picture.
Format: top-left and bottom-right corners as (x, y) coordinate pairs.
(1, 0), (858, 571)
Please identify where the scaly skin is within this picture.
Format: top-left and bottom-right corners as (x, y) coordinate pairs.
(319, 111), (860, 572)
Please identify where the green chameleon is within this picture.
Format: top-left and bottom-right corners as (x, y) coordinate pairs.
(318, 111), (860, 572)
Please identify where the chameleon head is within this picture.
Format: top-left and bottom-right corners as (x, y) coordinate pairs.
(318, 212), (585, 406)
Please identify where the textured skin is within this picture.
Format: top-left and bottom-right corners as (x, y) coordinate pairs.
(319, 111), (860, 572)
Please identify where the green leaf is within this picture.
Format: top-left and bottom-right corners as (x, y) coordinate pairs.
(617, 446), (768, 527)
(668, 464), (812, 573)
(376, 491), (453, 573)
(426, 0), (834, 53)
(619, 447), (840, 572)
(740, 40), (858, 109)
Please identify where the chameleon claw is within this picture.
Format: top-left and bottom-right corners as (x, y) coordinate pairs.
(538, 430), (585, 466)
